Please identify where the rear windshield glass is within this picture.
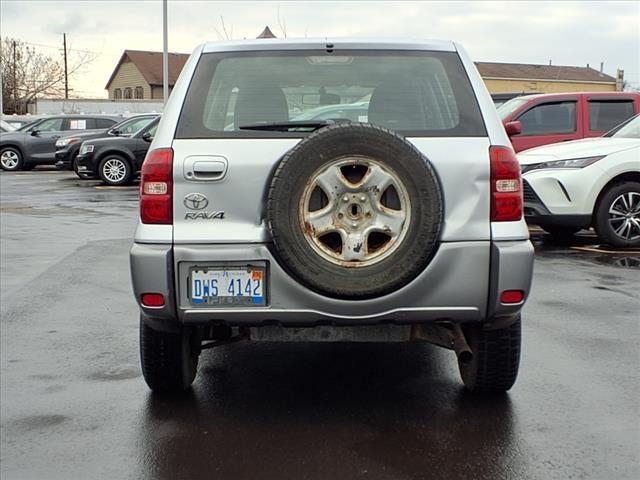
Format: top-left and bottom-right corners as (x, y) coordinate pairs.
(176, 50), (486, 138)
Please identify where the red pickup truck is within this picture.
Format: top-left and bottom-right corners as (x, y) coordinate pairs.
(497, 92), (640, 152)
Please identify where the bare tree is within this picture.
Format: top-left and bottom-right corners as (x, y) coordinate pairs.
(277, 5), (288, 38)
(0, 37), (96, 114)
(213, 16), (233, 41)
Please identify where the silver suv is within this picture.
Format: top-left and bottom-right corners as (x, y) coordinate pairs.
(130, 39), (534, 393)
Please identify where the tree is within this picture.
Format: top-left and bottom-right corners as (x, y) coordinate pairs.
(0, 37), (96, 114)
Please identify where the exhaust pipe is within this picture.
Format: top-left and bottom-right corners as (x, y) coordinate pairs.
(450, 323), (473, 364)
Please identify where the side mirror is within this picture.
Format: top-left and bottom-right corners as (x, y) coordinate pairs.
(141, 132), (153, 143)
(30, 130), (40, 136)
(110, 129), (121, 136)
(504, 121), (522, 137)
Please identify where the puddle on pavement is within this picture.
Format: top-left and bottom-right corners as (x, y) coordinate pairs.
(531, 230), (640, 270)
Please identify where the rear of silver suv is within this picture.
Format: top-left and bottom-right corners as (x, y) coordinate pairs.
(130, 39), (534, 393)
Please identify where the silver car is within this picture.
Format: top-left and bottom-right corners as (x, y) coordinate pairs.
(130, 38), (534, 393)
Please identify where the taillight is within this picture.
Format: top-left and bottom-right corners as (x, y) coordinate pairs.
(140, 148), (173, 224)
(490, 145), (522, 222)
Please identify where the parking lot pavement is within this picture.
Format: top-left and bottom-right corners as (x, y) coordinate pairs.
(1, 170), (639, 480)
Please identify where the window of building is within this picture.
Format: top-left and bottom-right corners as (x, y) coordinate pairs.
(124, 87), (132, 99)
(517, 101), (577, 135)
(114, 88), (122, 99)
(135, 86), (144, 99)
(589, 100), (635, 132)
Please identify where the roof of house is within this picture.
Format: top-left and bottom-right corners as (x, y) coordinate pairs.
(475, 61), (616, 83)
(105, 50), (190, 89)
(257, 26), (277, 39)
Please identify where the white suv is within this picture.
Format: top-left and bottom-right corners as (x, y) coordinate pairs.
(130, 38), (534, 393)
(519, 114), (640, 247)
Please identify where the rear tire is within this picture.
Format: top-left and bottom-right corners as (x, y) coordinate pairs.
(459, 316), (521, 393)
(594, 182), (640, 248)
(140, 316), (200, 392)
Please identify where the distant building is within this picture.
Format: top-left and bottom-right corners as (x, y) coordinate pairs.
(105, 50), (189, 101)
(105, 48), (622, 100)
(256, 26), (277, 39)
(476, 62), (620, 94)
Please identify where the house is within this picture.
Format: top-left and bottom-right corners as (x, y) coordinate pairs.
(105, 50), (189, 100)
(105, 47), (623, 101)
(475, 62), (621, 94)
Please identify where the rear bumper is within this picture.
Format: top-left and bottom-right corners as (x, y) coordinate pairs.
(131, 240), (533, 331)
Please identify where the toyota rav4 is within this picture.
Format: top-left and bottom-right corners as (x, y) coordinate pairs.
(130, 38), (534, 393)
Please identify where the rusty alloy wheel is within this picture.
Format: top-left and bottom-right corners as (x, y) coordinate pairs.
(299, 156), (411, 267)
(267, 123), (442, 300)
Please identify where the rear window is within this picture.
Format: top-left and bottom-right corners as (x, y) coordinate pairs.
(176, 50), (486, 138)
(589, 100), (635, 132)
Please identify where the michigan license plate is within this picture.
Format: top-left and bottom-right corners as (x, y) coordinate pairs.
(190, 266), (265, 306)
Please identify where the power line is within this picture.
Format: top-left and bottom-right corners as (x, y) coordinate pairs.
(18, 40), (100, 55)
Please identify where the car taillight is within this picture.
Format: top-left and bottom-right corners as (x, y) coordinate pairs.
(490, 145), (522, 222)
(140, 148), (173, 224)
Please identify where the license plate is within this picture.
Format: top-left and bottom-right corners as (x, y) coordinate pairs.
(189, 266), (265, 306)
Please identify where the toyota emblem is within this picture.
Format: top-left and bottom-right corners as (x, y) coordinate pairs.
(183, 193), (209, 210)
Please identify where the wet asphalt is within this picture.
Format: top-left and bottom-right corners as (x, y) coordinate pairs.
(1, 169), (638, 480)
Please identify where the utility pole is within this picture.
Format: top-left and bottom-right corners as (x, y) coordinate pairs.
(13, 40), (17, 113)
(162, 0), (169, 104)
(63, 33), (69, 99)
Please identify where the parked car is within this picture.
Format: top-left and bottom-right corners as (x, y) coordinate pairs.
(498, 92), (640, 152)
(75, 117), (159, 185)
(491, 92), (524, 108)
(55, 114), (159, 177)
(293, 101), (369, 122)
(0, 115), (120, 171)
(130, 38), (534, 393)
(0, 120), (16, 132)
(519, 114), (640, 247)
(1, 115), (43, 130)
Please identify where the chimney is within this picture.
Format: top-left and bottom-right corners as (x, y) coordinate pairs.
(600, 62), (604, 73)
(616, 69), (624, 91)
(586, 63), (590, 68)
(549, 59), (552, 66)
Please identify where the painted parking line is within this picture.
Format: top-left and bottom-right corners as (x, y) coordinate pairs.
(571, 246), (640, 255)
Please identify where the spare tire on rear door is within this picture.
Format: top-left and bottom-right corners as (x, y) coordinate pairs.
(267, 123), (443, 299)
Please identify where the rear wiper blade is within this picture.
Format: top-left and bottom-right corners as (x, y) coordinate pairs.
(238, 119), (349, 132)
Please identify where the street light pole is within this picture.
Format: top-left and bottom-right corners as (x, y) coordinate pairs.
(162, 0), (169, 104)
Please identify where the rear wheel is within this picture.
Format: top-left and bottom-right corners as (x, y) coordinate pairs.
(140, 316), (200, 392)
(459, 316), (521, 393)
(99, 155), (132, 185)
(267, 123), (442, 299)
(594, 182), (640, 248)
(0, 147), (23, 171)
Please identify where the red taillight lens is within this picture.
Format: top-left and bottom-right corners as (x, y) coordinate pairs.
(490, 145), (523, 222)
(140, 148), (173, 224)
(500, 290), (524, 304)
(141, 293), (165, 307)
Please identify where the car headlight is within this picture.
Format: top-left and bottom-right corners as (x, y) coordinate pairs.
(79, 144), (95, 155)
(531, 155), (606, 171)
(56, 137), (80, 148)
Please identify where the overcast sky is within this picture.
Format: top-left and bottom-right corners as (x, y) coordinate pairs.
(1, 0), (638, 98)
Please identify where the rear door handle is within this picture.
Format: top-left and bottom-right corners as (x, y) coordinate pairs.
(184, 156), (228, 181)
